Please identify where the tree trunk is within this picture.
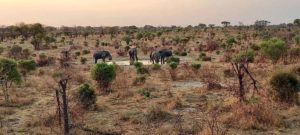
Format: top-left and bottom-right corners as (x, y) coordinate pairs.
(61, 85), (70, 135)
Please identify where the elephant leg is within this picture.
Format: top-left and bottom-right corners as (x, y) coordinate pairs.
(135, 55), (138, 62)
(102, 58), (105, 62)
(95, 59), (98, 64)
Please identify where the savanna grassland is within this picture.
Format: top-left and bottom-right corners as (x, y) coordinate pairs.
(0, 21), (300, 135)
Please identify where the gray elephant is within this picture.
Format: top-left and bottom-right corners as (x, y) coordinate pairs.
(129, 48), (138, 62)
(159, 49), (173, 64)
(150, 49), (173, 64)
(93, 51), (112, 63)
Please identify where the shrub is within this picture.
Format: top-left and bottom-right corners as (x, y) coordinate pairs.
(8, 45), (22, 59)
(169, 62), (178, 69)
(233, 49), (255, 63)
(18, 60), (37, 78)
(76, 83), (96, 109)
(251, 44), (261, 51)
(145, 106), (171, 122)
(199, 52), (206, 58)
(202, 56), (212, 61)
(216, 50), (220, 55)
(295, 36), (300, 45)
(82, 49), (90, 55)
(137, 67), (149, 75)
(0, 58), (22, 103)
(83, 41), (88, 46)
(138, 88), (151, 98)
(167, 56), (180, 64)
(152, 63), (161, 70)
(261, 38), (287, 63)
(134, 75), (146, 85)
(179, 52), (188, 56)
(80, 57), (87, 64)
(191, 63), (201, 70)
(0, 46), (4, 55)
(75, 51), (81, 56)
(223, 69), (235, 77)
(91, 63), (116, 92)
(270, 72), (299, 103)
(134, 62), (143, 69)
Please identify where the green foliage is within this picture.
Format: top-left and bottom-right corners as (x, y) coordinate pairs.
(122, 35), (132, 45)
(91, 63), (116, 91)
(226, 36), (237, 48)
(199, 52), (207, 59)
(80, 57), (87, 64)
(0, 58), (22, 84)
(261, 38), (287, 63)
(18, 60), (37, 77)
(167, 56), (180, 64)
(152, 63), (161, 70)
(169, 62), (178, 69)
(82, 49), (90, 55)
(201, 56), (212, 61)
(76, 83), (96, 108)
(75, 51), (81, 56)
(137, 67), (149, 75)
(134, 62), (143, 69)
(270, 72), (299, 103)
(233, 49), (255, 63)
(250, 44), (261, 51)
(138, 89), (151, 98)
(295, 36), (300, 45)
(191, 63), (201, 70)
(0, 46), (4, 55)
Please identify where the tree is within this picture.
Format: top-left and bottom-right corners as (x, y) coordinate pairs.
(91, 63), (116, 92)
(221, 21), (230, 27)
(270, 72), (299, 103)
(231, 50), (258, 102)
(0, 58), (22, 103)
(122, 35), (132, 45)
(76, 83), (96, 109)
(261, 38), (287, 64)
(30, 23), (46, 50)
(294, 19), (300, 27)
(18, 60), (37, 80)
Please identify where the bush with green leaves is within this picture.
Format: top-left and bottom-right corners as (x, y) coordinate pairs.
(191, 63), (201, 70)
(138, 88), (151, 98)
(91, 63), (116, 92)
(270, 72), (300, 103)
(152, 63), (161, 70)
(82, 49), (90, 55)
(167, 56), (180, 64)
(0, 58), (22, 103)
(80, 57), (87, 64)
(295, 36), (300, 45)
(0, 46), (4, 55)
(134, 62), (143, 69)
(169, 62), (179, 69)
(233, 49), (255, 63)
(261, 38), (287, 63)
(226, 36), (237, 48)
(18, 60), (37, 78)
(201, 56), (212, 61)
(75, 51), (81, 56)
(76, 83), (97, 108)
(137, 67), (149, 75)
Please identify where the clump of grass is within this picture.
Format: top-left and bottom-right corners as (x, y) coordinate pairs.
(145, 105), (172, 123)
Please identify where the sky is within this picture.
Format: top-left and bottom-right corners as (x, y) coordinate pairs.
(0, 0), (300, 27)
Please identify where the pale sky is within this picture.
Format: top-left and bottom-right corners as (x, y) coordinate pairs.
(0, 0), (299, 27)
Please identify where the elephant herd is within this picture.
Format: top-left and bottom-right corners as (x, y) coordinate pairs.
(93, 48), (173, 64)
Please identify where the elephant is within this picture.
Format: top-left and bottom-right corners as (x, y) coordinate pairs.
(150, 51), (161, 64)
(150, 49), (173, 64)
(129, 48), (138, 62)
(93, 51), (112, 64)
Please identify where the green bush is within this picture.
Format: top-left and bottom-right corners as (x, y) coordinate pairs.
(76, 83), (96, 109)
(134, 75), (146, 85)
(75, 51), (81, 56)
(80, 57), (87, 64)
(82, 49), (90, 55)
(191, 63), (201, 70)
(201, 56), (212, 61)
(137, 67), (149, 75)
(261, 38), (287, 63)
(91, 63), (116, 91)
(0, 46), (4, 55)
(199, 52), (207, 58)
(251, 44), (261, 51)
(270, 72), (300, 103)
(169, 62), (178, 69)
(138, 88), (151, 98)
(152, 63), (161, 70)
(233, 49), (255, 63)
(134, 62), (143, 69)
(167, 56), (180, 64)
(18, 60), (37, 78)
